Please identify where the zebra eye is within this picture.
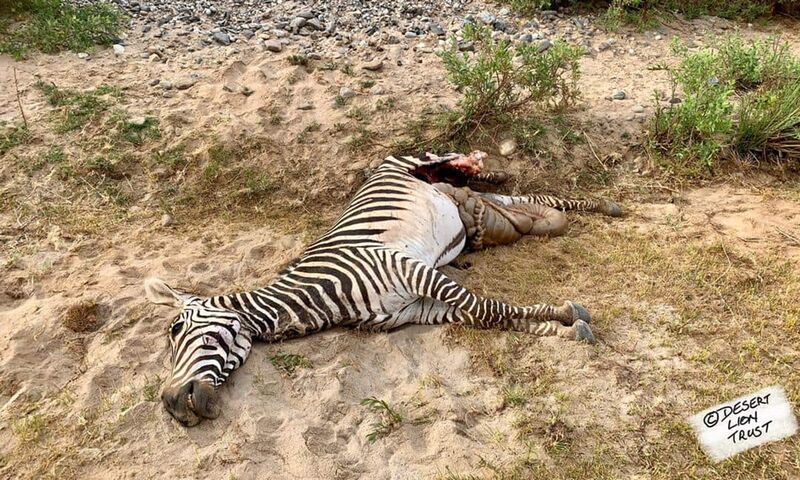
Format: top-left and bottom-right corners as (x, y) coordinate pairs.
(170, 321), (184, 337)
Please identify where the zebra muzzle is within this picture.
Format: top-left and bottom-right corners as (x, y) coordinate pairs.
(162, 379), (221, 426)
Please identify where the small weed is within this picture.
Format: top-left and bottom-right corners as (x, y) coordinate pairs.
(288, 53), (308, 66)
(333, 95), (347, 109)
(375, 97), (396, 112)
(502, 384), (528, 407)
(360, 79), (376, 89)
(346, 107), (369, 124)
(11, 413), (46, 444)
(360, 397), (403, 443)
(347, 126), (375, 151)
(341, 63), (354, 76)
(112, 113), (160, 145)
(0, 123), (31, 155)
(270, 352), (312, 376)
(142, 375), (162, 402)
(297, 121), (321, 144)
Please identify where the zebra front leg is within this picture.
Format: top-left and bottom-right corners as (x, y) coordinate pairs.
(401, 259), (596, 343)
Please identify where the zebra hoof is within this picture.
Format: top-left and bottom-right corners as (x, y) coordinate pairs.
(575, 320), (596, 345)
(603, 200), (623, 217)
(567, 301), (591, 324)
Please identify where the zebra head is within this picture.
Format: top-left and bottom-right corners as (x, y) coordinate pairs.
(144, 278), (253, 426)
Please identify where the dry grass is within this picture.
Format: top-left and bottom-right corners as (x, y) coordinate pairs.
(439, 210), (800, 479)
(62, 300), (101, 333)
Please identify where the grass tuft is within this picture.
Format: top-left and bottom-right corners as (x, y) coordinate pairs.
(360, 397), (403, 443)
(269, 352), (312, 376)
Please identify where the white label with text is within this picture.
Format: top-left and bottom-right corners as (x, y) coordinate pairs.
(689, 385), (798, 462)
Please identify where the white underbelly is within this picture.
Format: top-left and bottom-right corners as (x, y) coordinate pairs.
(380, 182), (465, 267)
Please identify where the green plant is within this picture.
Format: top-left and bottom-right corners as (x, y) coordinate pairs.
(297, 121), (321, 144)
(11, 413), (46, 444)
(35, 81), (120, 133)
(269, 352), (312, 375)
(0, 0), (124, 60)
(113, 114), (160, 145)
(0, 123), (30, 155)
(417, 24), (581, 151)
(650, 36), (800, 174)
(502, 384), (529, 407)
(143, 375), (162, 402)
(360, 397), (403, 443)
(288, 53), (308, 66)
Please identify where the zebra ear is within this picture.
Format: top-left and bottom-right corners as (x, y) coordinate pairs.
(144, 277), (191, 308)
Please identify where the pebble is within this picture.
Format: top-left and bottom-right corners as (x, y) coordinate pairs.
(297, 101), (314, 110)
(113, 44), (125, 55)
(611, 90), (626, 100)
(499, 138), (517, 156)
(339, 86), (357, 99)
(159, 80), (173, 90)
(212, 32), (231, 45)
(175, 76), (198, 90)
(361, 58), (383, 71)
(264, 39), (283, 52)
(128, 116), (148, 127)
(632, 105), (645, 113)
(519, 33), (533, 43)
(477, 11), (496, 25)
(161, 214), (173, 227)
(77, 52), (89, 59)
(537, 39), (553, 53)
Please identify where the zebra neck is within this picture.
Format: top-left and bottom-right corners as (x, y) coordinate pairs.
(207, 282), (318, 340)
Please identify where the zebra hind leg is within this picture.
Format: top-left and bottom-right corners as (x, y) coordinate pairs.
(480, 191), (622, 217)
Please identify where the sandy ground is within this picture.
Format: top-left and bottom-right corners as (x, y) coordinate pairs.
(1, 6), (800, 480)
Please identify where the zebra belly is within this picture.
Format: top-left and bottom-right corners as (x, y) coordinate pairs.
(380, 182), (465, 267)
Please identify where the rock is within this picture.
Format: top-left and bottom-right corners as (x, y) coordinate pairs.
(290, 17), (307, 32)
(272, 29), (289, 38)
(239, 85), (254, 96)
(77, 52), (89, 59)
(370, 85), (385, 95)
(264, 39), (282, 52)
(212, 31), (231, 45)
(632, 105), (645, 113)
(113, 44), (125, 55)
(159, 80), (173, 90)
(477, 11), (495, 25)
(654, 34), (663, 40)
(242, 29), (255, 40)
(405, 31), (417, 39)
(148, 53), (160, 62)
(296, 10), (315, 19)
(160, 214), (173, 227)
(128, 116), (148, 127)
(361, 58), (383, 71)
(519, 33), (533, 43)
(499, 138), (517, 156)
(493, 19), (507, 32)
(148, 78), (159, 87)
(297, 101), (314, 110)
(611, 90), (626, 100)
(669, 96), (682, 104)
(429, 23), (444, 36)
(537, 39), (552, 53)
(306, 19), (323, 30)
(175, 76), (197, 90)
(339, 86), (357, 99)
(598, 41), (613, 51)
(458, 41), (474, 52)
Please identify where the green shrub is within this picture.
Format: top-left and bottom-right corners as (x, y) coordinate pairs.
(650, 36), (800, 174)
(402, 24), (581, 152)
(0, 0), (124, 60)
